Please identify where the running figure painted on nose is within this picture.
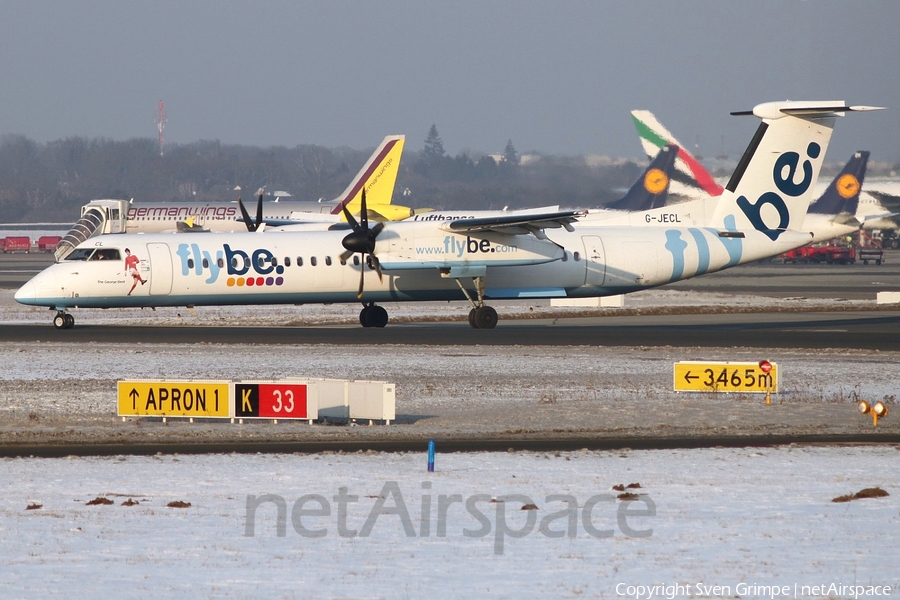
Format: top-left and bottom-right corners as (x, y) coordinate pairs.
(125, 248), (147, 295)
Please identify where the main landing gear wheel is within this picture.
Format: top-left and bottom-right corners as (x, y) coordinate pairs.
(471, 306), (498, 329)
(53, 312), (74, 329)
(359, 303), (388, 328)
(455, 275), (499, 329)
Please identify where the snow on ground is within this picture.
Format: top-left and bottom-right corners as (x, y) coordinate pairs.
(2, 280), (899, 596)
(1, 446), (898, 598)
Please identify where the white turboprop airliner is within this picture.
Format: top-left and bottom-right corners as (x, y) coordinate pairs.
(17, 101), (879, 329)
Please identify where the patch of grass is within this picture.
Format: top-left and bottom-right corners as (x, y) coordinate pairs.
(832, 487), (889, 503)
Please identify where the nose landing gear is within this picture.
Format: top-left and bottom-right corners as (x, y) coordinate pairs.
(53, 311), (75, 329)
(359, 303), (388, 328)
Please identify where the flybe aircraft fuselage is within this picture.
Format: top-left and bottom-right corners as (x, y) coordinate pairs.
(16, 222), (809, 311)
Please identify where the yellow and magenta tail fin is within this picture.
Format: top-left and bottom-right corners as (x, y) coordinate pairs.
(331, 135), (405, 215)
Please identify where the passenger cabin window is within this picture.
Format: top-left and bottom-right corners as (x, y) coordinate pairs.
(310, 256), (317, 267)
(232, 256), (250, 270)
(202, 258), (209, 268)
(353, 255), (360, 266)
(296, 257), (303, 267)
(325, 256), (332, 266)
(188, 258), (195, 269)
(573, 252), (581, 262)
(284, 257), (292, 267)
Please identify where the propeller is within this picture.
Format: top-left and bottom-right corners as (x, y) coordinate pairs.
(340, 189), (384, 299)
(237, 192), (265, 232)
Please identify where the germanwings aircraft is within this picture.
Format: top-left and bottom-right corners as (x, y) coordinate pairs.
(56, 135), (409, 259)
(17, 101), (878, 330)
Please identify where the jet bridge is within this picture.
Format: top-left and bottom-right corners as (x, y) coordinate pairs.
(55, 199), (130, 261)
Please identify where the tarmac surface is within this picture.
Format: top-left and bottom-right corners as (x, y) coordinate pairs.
(2, 252), (899, 455)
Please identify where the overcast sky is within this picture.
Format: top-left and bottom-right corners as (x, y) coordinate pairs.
(1, 1), (898, 163)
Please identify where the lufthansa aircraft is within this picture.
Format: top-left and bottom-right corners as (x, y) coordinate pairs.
(17, 101), (879, 329)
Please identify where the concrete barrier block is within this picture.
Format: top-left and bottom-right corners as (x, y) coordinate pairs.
(876, 291), (900, 305)
(551, 295), (624, 308)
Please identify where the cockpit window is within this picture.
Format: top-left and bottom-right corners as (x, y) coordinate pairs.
(89, 248), (121, 261)
(65, 248), (94, 261)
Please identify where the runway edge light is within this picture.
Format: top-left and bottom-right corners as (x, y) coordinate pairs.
(857, 400), (889, 427)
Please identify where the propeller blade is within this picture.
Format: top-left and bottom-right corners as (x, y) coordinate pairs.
(342, 202), (360, 231)
(254, 192), (264, 230)
(360, 189), (368, 231)
(340, 249), (355, 262)
(370, 254), (384, 283)
(357, 264), (365, 299)
(237, 196), (257, 232)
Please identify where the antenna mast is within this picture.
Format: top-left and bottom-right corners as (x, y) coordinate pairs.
(156, 100), (167, 157)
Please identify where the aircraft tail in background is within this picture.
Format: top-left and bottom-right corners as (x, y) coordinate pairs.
(605, 144), (679, 211)
(631, 109), (724, 197)
(808, 151), (869, 218)
(331, 135), (406, 215)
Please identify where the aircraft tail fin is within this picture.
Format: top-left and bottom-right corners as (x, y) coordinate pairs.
(331, 135), (405, 214)
(808, 151), (869, 217)
(631, 110), (724, 197)
(606, 144), (679, 211)
(712, 101), (883, 239)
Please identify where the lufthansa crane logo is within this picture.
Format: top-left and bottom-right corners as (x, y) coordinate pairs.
(836, 173), (860, 199)
(736, 142), (820, 241)
(643, 168), (669, 195)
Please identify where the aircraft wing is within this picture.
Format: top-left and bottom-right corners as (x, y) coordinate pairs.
(861, 212), (899, 222)
(442, 210), (587, 237)
(829, 214), (863, 227)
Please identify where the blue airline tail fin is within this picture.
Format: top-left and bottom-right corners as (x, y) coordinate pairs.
(606, 144), (679, 211)
(808, 151), (869, 216)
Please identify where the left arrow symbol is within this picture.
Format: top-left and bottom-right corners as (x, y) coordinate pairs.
(684, 371), (698, 384)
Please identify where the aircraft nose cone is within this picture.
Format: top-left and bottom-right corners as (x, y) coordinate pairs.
(14, 281), (37, 304)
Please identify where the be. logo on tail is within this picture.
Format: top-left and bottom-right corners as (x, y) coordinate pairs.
(736, 142), (820, 241)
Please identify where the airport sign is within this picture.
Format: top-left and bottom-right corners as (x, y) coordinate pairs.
(118, 380), (231, 417)
(234, 382), (309, 419)
(674, 361), (778, 393)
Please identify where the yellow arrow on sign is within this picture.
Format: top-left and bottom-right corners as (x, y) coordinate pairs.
(118, 380), (231, 417)
(673, 362), (778, 393)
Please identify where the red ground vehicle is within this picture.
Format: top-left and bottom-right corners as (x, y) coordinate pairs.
(2, 236), (32, 253)
(781, 245), (856, 264)
(37, 235), (62, 252)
